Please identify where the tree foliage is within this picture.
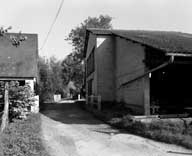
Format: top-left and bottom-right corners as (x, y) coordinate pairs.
(8, 81), (35, 120)
(0, 81), (35, 121)
(61, 54), (84, 87)
(38, 56), (63, 102)
(66, 15), (112, 61)
(64, 15), (113, 92)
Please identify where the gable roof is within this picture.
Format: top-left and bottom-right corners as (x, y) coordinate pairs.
(87, 28), (192, 54)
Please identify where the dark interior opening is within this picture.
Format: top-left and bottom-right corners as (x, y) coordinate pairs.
(150, 57), (192, 115)
(19, 80), (25, 86)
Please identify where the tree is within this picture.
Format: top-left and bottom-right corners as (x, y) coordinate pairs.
(61, 53), (84, 97)
(38, 57), (52, 102)
(61, 53), (84, 85)
(49, 56), (63, 94)
(63, 15), (113, 94)
(38, 56), (64, 103)
(66, 15), (112, 61)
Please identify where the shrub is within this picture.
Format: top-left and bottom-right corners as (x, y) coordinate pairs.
(148, 121), (185, 134)
(126, 119), (192, 149)
(8, 81), (36, 121)
(0, 81), (36, 121)
(107, 113), (192, 149)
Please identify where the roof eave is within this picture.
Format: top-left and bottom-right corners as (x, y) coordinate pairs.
(166, 52), (192, 57)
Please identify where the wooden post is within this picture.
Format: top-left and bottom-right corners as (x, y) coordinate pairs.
(144, 75), (150, 115)
(90, 95), (93, 107)
(97, 95), (101, 111)
(1, 82), (9, 132)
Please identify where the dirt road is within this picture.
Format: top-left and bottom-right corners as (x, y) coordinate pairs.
(41, 102), (192, 156)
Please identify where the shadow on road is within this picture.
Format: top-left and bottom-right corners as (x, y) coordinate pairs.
(41, 102), (104, 125)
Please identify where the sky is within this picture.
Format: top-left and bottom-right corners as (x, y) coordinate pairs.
(0, 0), (192, 60)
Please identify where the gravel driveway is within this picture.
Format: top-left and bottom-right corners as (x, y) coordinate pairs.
(41, 101), (192, 156)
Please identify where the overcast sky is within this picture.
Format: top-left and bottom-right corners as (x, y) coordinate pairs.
(1, 0), (192, 59)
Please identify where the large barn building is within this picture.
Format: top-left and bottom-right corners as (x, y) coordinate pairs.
(84, 29), (192, 115)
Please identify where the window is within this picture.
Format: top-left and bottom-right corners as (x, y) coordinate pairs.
(86, 47), (95, 77)
(19, 80), (25, 86)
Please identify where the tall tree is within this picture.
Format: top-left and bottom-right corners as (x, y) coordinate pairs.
(61, 53), (84, 88)
(63, 15), (113, 93)
(38, 56), (64, 102)
(49, 56), (63, 94)
(66, 15), (112, 60)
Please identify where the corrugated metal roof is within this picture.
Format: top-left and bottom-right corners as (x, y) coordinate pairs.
(0, 33), (38, 78)
(88, 29), (192, 53)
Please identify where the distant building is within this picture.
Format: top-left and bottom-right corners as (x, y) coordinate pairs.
(0, 33), (39, 112)
(84, 29), (192, 115)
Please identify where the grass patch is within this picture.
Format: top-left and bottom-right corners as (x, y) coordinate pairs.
(88, 104), (192, 149)
(109, 115), (192, 149)
(0, 113), (49, 156)
(84, 103), (192, 149)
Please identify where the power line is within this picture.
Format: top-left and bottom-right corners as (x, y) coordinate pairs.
(40, 0), (64, 51)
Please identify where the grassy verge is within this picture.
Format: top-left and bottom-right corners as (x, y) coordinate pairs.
(0, 113), (49, 156)
(109, 115), (192, 149)
(86, 106), (192, 149)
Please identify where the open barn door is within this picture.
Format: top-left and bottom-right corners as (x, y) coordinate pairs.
(150, 57), (192, 115)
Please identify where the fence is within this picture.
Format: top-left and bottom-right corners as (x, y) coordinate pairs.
(86, 95), (101, 110)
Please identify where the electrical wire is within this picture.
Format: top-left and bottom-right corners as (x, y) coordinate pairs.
(39, 0), (64, 51)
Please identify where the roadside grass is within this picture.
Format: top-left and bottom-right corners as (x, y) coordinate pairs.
(85, 104), (192, 150)
(109, 115), (192, 149)
(0, 113), (49, 156)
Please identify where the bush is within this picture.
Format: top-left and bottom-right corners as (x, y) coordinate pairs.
(0, 81), (36, 122)
(0, 114), (49, 156)
(124, 119), (192, 149)
(107, 113), (192, 149)
(148, 121), (185, 134)
(144, 121), (192, 148)
(8, 81), (36, 121)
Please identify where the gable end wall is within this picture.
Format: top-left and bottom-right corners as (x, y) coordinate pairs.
(96, 36), (116, 103)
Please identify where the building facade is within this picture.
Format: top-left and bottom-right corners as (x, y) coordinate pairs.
(84, 29), (192, 115)
(0, 32), (39, 112)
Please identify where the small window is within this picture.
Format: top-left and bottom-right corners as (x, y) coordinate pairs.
(19, 81), (25, 86)
(87, 79), (93, 96)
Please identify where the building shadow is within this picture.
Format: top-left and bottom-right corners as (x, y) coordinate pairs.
(40, 101), (105, 125)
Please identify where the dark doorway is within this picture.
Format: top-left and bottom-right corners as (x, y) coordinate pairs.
(150, 58), (192, 114)
(87, 79), (93, 96)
